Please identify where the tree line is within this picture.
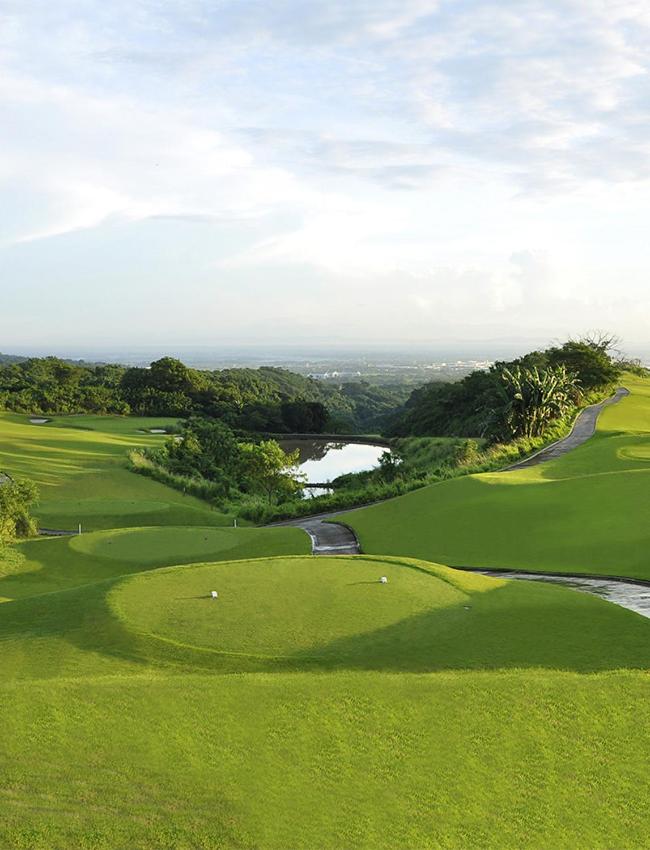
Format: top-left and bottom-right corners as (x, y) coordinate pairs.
(389, 336), (637, 440)
(0, 356), (409, 434)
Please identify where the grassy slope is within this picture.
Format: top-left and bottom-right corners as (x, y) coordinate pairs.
(0, 412), (309, 600)
(2, 555), (650, 849)
(2, 405), (650, 848)
(0, 526), (309, 600)
(0, 412), (235, 529)
(346, 374), (650, 578)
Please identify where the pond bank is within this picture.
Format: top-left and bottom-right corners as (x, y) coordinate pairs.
(262, 432), (391, 446)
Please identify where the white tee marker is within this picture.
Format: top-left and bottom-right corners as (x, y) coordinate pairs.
(211, 591), (219, 599)
(380, 576), (388, 584)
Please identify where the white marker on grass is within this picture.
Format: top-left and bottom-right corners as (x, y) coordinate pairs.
(380, 576), (388, 584)
(211, 591), (219, 599)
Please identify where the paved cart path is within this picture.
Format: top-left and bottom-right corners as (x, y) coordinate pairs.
(272, 511), (360, 555)
(463, 567), (650, 619)
(276, 387), (629, 556)
(505, 386), (629, 470)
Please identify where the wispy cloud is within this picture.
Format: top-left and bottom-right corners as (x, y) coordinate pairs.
(2, 0), (650, 346)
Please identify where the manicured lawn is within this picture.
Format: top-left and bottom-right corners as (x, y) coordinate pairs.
(2, 399), (650, 848)
(345, 375), (650, 578)
(0, 526), (309, 600)
(0, 412), (234, 529)
(1, 554), (650, 848)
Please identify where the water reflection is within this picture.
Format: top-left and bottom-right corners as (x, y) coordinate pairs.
(279, 439), (388, 490)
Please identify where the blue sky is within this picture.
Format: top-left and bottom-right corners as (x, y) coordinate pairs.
(2, 0), (650, 351)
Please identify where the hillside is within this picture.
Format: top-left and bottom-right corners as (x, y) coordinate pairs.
(345, 374), (650, 579)
(2, 388), (650, 848)
(0, 357), (410, 433)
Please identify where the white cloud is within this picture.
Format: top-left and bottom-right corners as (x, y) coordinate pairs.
(2, 0), (650, 347)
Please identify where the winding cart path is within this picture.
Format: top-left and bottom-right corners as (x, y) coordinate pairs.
(277, 386), (629, 557)
(505, 386), (629, 470)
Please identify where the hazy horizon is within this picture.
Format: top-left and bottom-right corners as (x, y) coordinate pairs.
(3, 2), (650, 348)
(3, 338), (650, 370)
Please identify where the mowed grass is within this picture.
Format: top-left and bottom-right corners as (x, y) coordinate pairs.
(3, 401), (650, 848)
(1, 555), (650, 848)
(0, 412), (235, 529)
(0, 526), (309, 600)
(346, 374), (650, 579)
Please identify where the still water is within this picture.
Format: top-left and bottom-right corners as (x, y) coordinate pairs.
(278, 439), (388, 495)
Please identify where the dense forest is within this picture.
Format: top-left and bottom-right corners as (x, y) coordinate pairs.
(389, 336), (635, 440)
(0, 356), (410, 434)
(0, 337), (640, 443)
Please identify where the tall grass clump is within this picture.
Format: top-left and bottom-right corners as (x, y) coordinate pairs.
(127, 450), (224, 502)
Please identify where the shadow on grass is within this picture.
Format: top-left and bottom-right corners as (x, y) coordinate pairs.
(4, 571), (650, 677)
(282, 580), (650, 674)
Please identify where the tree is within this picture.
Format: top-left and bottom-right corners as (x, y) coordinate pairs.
(547, 339), (620, 391)
(280, 399), (329, 433)
(148, 357), (205, 395)
(166, 418), (243, 495)
(240, 440), (304, 504)
(0, 477), (39, 542)
(378, 448), (402, 480)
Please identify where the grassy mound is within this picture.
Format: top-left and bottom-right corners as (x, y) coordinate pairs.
(4, 555), (647, 677)
(1, 555), (650, 848)
(107, 555), (650, 673)
(110, 556), (466, 659)
(345, 375), (650, 579)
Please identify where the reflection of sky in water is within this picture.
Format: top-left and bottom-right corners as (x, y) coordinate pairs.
(279, 440), (386, 483)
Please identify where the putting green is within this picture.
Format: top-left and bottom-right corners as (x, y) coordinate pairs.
(72, 526), (241, 562)
(102, 555), (650, 673)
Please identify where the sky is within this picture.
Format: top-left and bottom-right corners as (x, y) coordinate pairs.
(2, 0), (650, 354)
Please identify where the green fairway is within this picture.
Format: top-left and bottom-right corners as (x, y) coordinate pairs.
(1, 554), (650, 848)
(2, 394), (650, 848)
(345, 375), (650, 579)
(0, 526), (309, 600)
(0, 412), (235, 529)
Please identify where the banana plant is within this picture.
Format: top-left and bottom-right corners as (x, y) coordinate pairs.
(499, 365), (580, 439)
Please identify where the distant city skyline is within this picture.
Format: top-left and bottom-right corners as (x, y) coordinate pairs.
(3, 2), (650, 348)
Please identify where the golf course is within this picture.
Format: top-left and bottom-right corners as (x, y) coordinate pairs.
(347, 374), (650, 579)
(1, 380), (650, 848)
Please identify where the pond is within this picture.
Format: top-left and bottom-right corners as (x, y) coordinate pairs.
(278, 439), (389, 497)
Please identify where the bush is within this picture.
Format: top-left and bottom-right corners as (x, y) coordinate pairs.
(127, 450), (224, 503)
(0, 477), (39, 542)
